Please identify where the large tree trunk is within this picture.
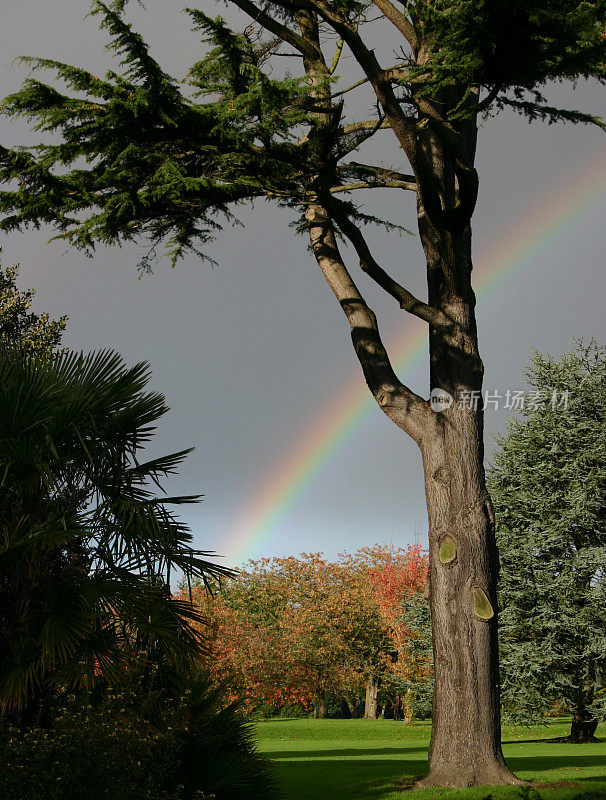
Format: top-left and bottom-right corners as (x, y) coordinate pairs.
(415, 209), (523, 786)
(364, 674), (381, 719)
(420, 405), (516, 785)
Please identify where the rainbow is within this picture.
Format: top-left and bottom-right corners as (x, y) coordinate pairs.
(223, 154), (606, 565)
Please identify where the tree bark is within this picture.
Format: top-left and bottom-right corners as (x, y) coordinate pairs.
(312, 696), (326, 718)
(414, 204), (523, 786)
(569, 707), (598, 743)
(364, 674), (381, 719)
(305, 196), (523, 783)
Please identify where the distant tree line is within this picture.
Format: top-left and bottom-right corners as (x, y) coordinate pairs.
(183, 546), (433, 721)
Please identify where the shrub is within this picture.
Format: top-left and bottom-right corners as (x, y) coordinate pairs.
(0, 694), (182, 800)
(0, 673), (278, 800)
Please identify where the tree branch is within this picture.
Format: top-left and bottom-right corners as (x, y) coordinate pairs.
(332, 75), (370, 98)
(310, 1), (446, 227)
(227, 0), (321, 60)
(340, 119), (391, 135)
(372, 0), (418, 52)
(330, 180), (415, 193)
(305, 202), (433, 444)
(337, 161), (416, 187)
(329, 37), (344, 74)
(327, 198), (456, 331)
(450, 84), (502, 120)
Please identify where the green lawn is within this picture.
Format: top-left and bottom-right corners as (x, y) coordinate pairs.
(254, 718), (606, 800)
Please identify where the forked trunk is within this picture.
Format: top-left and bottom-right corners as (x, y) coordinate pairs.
(302, 56), (523, 783)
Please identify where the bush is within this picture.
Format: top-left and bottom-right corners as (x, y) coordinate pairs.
(0, 694), (182, 800)
(0, 673), (278, 800)
(178, 676), (279, 800)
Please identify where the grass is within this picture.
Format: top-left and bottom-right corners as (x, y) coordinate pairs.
(254, 717), (606, 800)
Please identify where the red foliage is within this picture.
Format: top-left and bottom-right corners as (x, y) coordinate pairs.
(177, 544), (430, 715)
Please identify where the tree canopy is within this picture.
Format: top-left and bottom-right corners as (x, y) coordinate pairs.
(0, 0), (603, 266)
(489, 340), (606, 742)
(184, 546), (429, 718)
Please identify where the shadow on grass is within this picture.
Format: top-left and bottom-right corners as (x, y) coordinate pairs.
(503, 739), (605, 746)
(264, 746), (429, 759)
(272, 756), (428, 800)
(269, 745), (606, 800)
(506, 754), (606, 772)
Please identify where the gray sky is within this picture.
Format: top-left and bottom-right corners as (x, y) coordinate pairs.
(1, 1), (605, 569)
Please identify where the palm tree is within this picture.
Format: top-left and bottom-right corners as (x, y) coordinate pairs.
(0, 343), (231, 721)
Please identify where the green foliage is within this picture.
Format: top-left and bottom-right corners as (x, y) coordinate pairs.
(411, 0), (605, 118)
(0, 342), (230, 715)
(0, 255), (66, 356)
(0, 2), (308, 267)
(0, 694), (182, 800)
(0, 668), (277, 800)
(396, 593), (433, 719)
(179, 674), (279, 800)
(1, 0), (602, 268)
(489, 340), (606, 724)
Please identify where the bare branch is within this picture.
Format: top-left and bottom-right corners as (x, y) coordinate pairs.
(372, 0), (418, 52)
(340, 119), (391, 135)
(332, 75), (370, 98)
(333, 63), (422, 99)
(329, 37), (345, 74)
(338, 161), (416, 186)
(330, 180), (415, 193)
(305, 202), (433, 444)
(228, 0), (320, 60)
(327, 199), (456, 331)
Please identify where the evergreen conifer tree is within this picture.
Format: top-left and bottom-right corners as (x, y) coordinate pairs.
(489, 341), (606, 743)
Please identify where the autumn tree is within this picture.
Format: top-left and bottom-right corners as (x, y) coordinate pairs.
(0, 255), (66, 356)
(204, 554), (378, 717)
(341, 544), (429, 719)
(199, 558), (322, 714)
(1, 0), (604, 785)
(188, 546), (429, 718)
(363, 544), (431, 721)
(489, 341), (606, 743)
